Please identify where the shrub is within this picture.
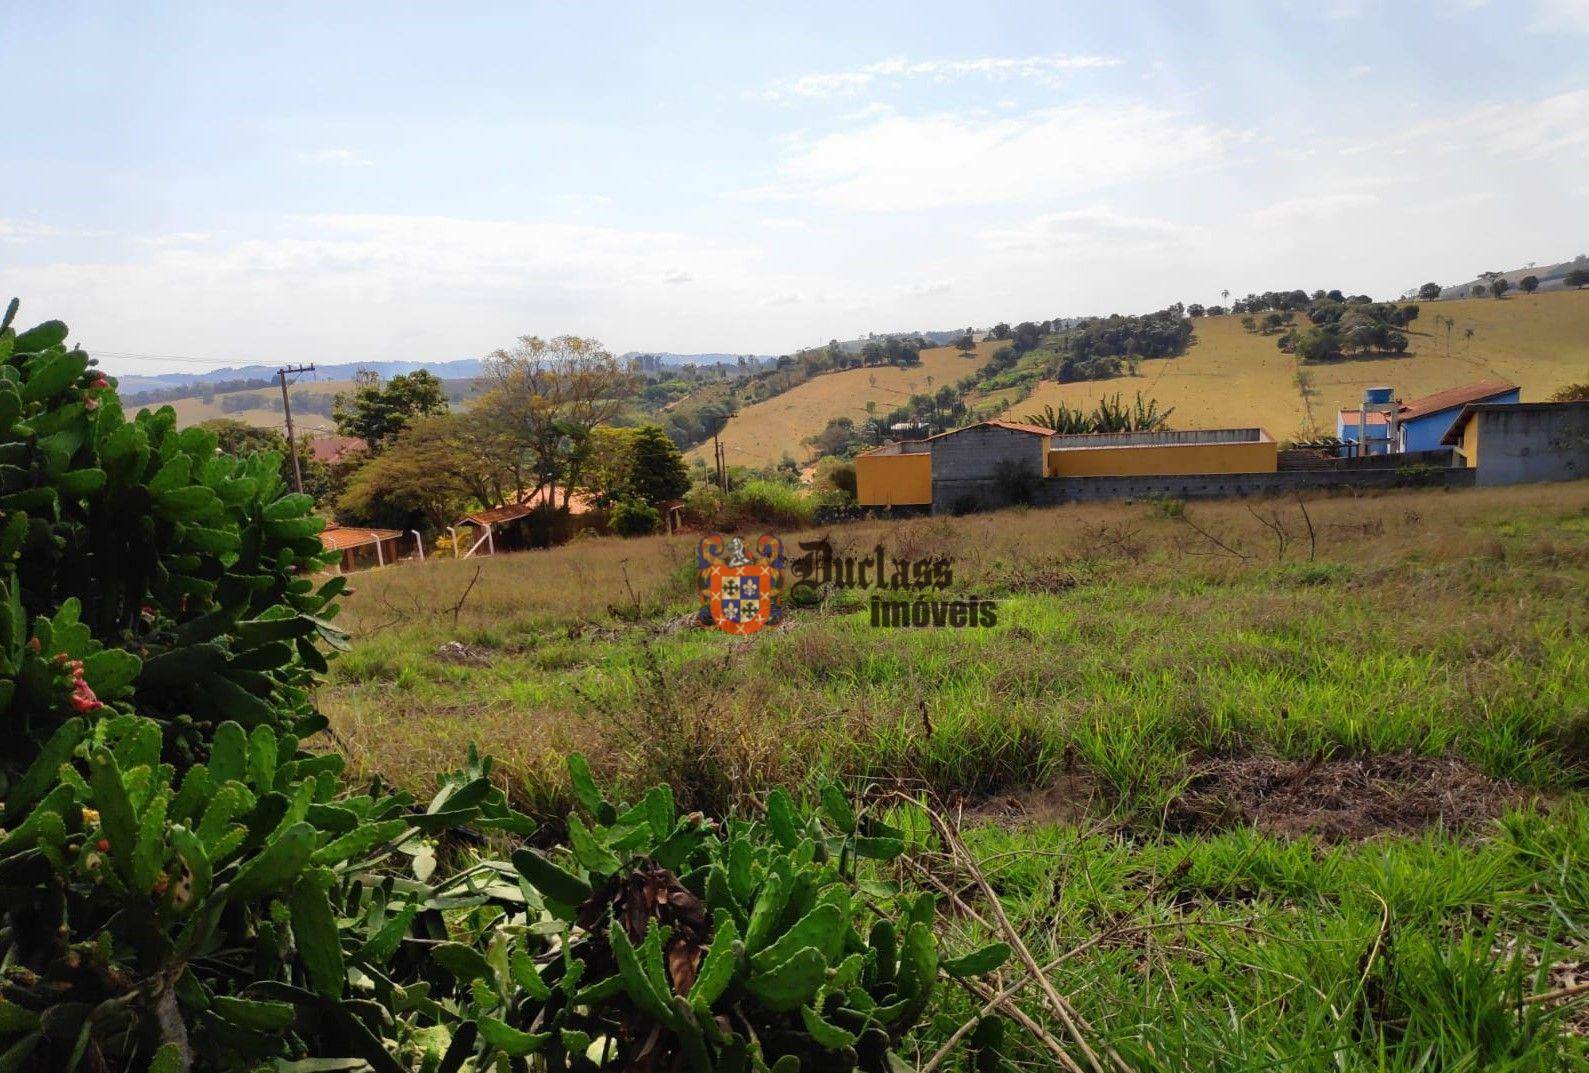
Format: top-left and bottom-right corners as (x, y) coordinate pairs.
(612, 497), (662, 537)
(992, 458), (1042, 506)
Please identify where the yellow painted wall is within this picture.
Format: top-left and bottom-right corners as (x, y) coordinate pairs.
(1460, 418), (1480, 468)
(856, 453), (932, 506)
(1047, 440), (1278, 478)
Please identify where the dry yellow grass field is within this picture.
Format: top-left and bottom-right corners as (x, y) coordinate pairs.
(158, 378), (357, 435)
(1010, 289), (1589, 438)
(687, 340), (1004, 468)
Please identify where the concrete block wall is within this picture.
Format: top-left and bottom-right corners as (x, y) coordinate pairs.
(932, 467), (1475, 513)
(928, 425), (1047, 483)
(1471, 404), (1589, 486)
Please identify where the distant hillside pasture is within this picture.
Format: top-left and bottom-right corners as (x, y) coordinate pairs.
(160, 378), (358, 435)
(159, 376), (487, 433)
(687, 340), (1004, 468)
(1010, 289), (1589, 439)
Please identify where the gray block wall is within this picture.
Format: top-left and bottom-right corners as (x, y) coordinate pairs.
(928, 425), (1047, 483)
(1471, 405), (1589, 486)
(932, 467), (1475, 513)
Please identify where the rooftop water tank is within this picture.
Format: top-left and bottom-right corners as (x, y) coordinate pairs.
(1363, 386), (1395, 406)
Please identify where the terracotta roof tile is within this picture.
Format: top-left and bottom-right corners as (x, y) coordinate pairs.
(1397, 379), (1517, 422)
(320, 525), (403, 551)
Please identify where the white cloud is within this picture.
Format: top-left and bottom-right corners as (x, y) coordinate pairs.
(760, 54), (1121, 102)
(1531, 0), (1589, 32)
(759, 217), (811, 231)
(0, 219), (111, 241)
(297, 148), (374, 167)
(752, 104), (1235, 212)
(1249, 193), (1381, 227)
(1354, 89), (1589, 160)
(554, 193), (613, 214)
(137, 232), (214, 247)
(18, 214), (781, 363)
(898, 280), (951, 296)
(980, 206), (1206, 254)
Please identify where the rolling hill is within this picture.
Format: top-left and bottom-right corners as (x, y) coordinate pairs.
(1007, 289), (1589, 440)
(685, 340), (1006, 468)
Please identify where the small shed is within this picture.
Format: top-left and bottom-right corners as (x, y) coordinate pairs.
(453, 488), (601, 556)
(320, 524), (410, 572)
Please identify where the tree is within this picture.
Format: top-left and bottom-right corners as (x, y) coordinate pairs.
(576, 426), (640, 507)
(338, 412), (523, 530)
(610, 498), (661, 537)
(1565, 269), (1589, 289)
(991, 322), (1012, 340)
(332, 369), (448, 451)
(1519, 275), (1539, 294)
(1548, 381), (1589, 402)
(628, 424), (691, 506)
(1187, 303), (1206, 317)
(478, 334), (636, 511)
(1471, 284), (1486, 297)
(1490, 278), (1511, 299)
(1418, 282), (1442, 300)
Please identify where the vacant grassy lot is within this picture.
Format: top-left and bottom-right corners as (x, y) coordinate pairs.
(327, 483), (1589, 1067)
(688, 341), (1004, 469)
(1011, 289), (1589, 439)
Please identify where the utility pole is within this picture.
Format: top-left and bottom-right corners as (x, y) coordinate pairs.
(276, 364), (316, 493)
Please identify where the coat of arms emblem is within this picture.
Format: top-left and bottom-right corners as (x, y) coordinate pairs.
(697, 533), (785, 635)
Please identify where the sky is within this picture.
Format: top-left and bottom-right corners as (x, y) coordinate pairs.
(2, 1), (1588, 373)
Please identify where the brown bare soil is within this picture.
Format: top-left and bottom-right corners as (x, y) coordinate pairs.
(1163, 751), (1530, 841)
(964, 771), (1105, 828)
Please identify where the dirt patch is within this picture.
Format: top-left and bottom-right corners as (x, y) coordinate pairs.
(432, 641), (495, 666)
(964, 771), (1105, 828)
(1164, 752), (1529, 842)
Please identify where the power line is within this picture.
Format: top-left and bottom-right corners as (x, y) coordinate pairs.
(92, 348), (291, 368)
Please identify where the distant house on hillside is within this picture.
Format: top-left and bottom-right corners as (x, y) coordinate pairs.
(1337, 379), (1520, 456)
(307, 434), (367, 464)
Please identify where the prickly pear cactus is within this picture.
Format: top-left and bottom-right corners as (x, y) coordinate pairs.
(502, 755), (1010, 1071)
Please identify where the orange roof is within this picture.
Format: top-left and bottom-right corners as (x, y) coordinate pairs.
(307, 435), (366, 463)
(320, 524), (403, 551)
(1397, 379), (1516, 422)
(925, 419), (1053, 441)
(1338, 409), (1390, 425)
(460, 487), (597, 526)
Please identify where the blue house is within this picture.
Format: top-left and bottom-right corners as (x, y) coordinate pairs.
(1337, 380), (1520, 456)
(1395, 380), (1519, 452)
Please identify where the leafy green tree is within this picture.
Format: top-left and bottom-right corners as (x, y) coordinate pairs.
(1519, 275), (1539, 294)
(1490, 278), (1512, 299)
(1418, 282), (1442, 300)
(628, 424), (691, 506)
(338, 412), (521, 530)
(1564, 269), (1588, 289)
(331, 369), (448, 451)
(610, 498), (661, 536)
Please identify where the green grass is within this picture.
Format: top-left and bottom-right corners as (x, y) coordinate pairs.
(324, 482), (1589, 1067)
